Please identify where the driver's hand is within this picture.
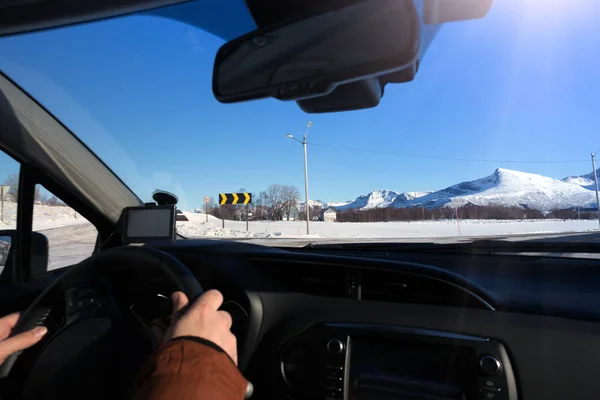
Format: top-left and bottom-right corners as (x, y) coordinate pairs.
(164, 290), (238, 365)
(0, 312), (47, 364)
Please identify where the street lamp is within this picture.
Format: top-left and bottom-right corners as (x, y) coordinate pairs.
(286, 121), (312, 234)
(591, 149), (600, 229)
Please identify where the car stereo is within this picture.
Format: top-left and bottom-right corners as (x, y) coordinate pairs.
(280, 323), (518, 400)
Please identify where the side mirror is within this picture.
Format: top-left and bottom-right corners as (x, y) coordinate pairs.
(0, 230), (49, 278)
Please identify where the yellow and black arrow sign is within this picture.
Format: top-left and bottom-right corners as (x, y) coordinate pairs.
(219, 192), (252, 205)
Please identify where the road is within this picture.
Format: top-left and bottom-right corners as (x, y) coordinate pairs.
(40, 223), (97, 270)
(37, 223), (600, 271)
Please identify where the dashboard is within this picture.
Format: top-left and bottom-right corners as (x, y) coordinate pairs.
(147, 239), (600, 400)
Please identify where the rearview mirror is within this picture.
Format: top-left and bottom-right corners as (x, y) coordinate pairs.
(213, 0), (421, 103)
(0, 230), (49, 277)
(423, 0), (494, 24)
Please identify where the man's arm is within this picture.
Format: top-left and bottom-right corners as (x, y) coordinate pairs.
(134, 290), (248, 400)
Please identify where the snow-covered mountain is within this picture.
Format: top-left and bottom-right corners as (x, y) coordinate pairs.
(335, 190), (430, 211)
(403, 168), (596, 211)
(298, 199), (353, 211)
(336, 190), (401, 211)
(562, 169), (599, 191)
(330, 168), (598, 212)
(326, 201), (353, 208)
(390, 191), (432, 207)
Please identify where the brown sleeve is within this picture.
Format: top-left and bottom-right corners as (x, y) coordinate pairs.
(133, 338), (248, 400)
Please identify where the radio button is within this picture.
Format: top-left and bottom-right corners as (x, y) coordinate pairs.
(479, 355), (502, 376)
(478, 391), (499, 400)
(478, 378), (502, 390)
(327, 339), (345, 355)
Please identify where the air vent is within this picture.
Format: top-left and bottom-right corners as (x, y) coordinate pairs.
(361, 269), (488, 309)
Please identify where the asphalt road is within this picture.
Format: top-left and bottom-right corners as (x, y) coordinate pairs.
(37, 224), (600, 272)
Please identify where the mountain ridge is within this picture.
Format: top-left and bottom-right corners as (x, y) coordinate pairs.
(562, 168), (600, 191)
(327, 168), (599, 212)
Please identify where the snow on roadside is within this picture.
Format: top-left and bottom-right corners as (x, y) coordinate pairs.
(178, 211), (598, 239)
(177, 212), (321, 239)
(0, 200), (89, 231)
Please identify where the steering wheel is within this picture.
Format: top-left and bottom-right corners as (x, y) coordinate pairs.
(0, 246), (203, 399)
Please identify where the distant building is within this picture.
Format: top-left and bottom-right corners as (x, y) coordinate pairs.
(321, 207), (337, 222)
(283, 205), (300, 221)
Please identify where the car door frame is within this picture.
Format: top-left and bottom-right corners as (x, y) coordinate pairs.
(0, 150), (115, 315)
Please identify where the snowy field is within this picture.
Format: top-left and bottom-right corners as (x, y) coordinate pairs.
(1, 201), (599, 271)
(177, 212), (600, 240)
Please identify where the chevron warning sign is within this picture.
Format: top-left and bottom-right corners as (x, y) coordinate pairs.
(219, 192), (252, 205)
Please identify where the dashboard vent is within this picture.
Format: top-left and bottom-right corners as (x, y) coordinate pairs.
(360, 268), (488, 309)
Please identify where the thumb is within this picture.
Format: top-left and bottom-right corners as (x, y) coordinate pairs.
(0, 326), (47, 364)
(171, 291), (189, 320)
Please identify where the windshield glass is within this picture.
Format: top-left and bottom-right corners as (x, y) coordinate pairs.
(0, 0), (599, 245)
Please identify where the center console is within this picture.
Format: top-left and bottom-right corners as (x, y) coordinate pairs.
(280, 323), (518, 400)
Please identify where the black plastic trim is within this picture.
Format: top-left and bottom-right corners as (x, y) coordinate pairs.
(326, 323), (489, 342)
(15, 164), (35, 282)
(0, 0), (195, 37)
(249, 254), (496, 311)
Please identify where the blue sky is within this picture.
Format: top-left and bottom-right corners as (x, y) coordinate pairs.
(0, 0), (598, 209)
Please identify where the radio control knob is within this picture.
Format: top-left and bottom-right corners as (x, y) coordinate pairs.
(326, 339), (344, 355)
(479, 355), (502, 376)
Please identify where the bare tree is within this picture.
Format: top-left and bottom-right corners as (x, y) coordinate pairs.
(260, 185), (284, 220)
(3, 174), (18, 201)
(311, 205), (322, 221)
(258, 184), (296, 220)
(34, 186), (43, 203)
(282, 185), (300, 221)
(253, 195), (269, 220)
(46, 195), (62, 206)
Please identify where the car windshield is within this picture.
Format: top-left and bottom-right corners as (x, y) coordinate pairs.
(0, 0), (599, 246)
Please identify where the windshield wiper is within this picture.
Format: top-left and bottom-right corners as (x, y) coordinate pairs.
(302, 240), (600, 255)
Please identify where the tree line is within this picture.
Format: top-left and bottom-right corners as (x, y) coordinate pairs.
(336, 204), (597, 222)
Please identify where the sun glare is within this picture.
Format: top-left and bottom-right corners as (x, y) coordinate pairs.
(519, 0), (595, 24)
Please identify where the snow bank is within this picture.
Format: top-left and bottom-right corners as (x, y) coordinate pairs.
(178, 212), (598, 239)
(0, 200), (89, 231)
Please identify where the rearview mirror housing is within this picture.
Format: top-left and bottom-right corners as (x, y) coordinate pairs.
(212, 0), (494, 107)
(212, 0), (421, 104)
(423, 0), (494, 24)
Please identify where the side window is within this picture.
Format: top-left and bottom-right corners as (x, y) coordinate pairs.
(0, 155), (20, 276)
(33, 185), (97, 272)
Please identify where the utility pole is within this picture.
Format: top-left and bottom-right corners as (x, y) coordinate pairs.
(592, 152), (600, 230)
(302, 123), (311, 234)
(286, 121), (312, 235)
